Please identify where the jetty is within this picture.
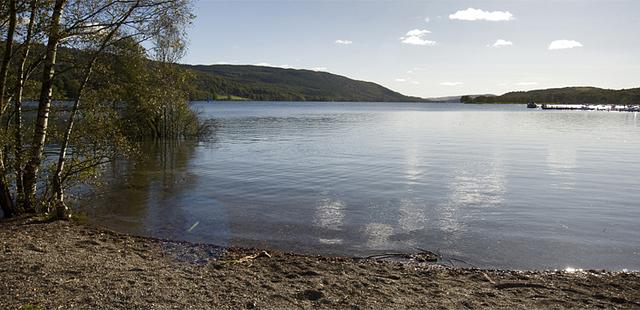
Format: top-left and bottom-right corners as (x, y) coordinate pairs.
(540, 104), (640, 112)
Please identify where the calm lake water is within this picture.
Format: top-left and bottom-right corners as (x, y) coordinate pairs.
(85, 102), (640, 270)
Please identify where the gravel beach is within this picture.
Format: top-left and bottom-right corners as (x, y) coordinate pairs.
(1, 217), (639, 309)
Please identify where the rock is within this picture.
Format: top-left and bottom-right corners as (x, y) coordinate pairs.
(297, 289), (324, 301)
(25, 244), (45, 253)
(256, 251), (271, 259)
(298, 270), (321, 277)
(75, 240), (100, 247)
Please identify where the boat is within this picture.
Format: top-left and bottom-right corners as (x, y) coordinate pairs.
(540, 104), (640, 112)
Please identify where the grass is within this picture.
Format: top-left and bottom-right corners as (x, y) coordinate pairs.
(214, 94), (250, 101)
(69, 211), (89, 224)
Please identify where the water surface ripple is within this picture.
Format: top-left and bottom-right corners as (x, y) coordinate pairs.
(86, 102), (640, 269)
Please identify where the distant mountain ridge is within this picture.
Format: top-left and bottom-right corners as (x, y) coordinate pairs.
(423, 95), (462, 103)
(461, 87), (640, 105)
(44, 44), (427, 102)
(41, 44), (640, 104)
(181, 64), (428, 102)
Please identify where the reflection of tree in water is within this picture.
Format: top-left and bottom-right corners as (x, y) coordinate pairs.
(86, 139), (201, 236)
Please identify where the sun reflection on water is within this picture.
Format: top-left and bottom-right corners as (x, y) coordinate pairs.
(563, 267), (584, 273)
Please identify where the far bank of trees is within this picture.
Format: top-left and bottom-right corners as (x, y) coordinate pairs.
(0, 0), (199, 219)
(461, 87), (640, 104)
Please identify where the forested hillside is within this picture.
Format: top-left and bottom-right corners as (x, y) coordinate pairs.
(461, 87), (640, 105)
(49, 59), (427, 102)
(181, 64), (427, 102)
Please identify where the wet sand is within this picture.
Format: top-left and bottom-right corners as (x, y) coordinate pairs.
(1, 217), (639, 309)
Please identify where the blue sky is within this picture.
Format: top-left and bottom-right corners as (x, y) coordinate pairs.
(183, 0), (640, 97)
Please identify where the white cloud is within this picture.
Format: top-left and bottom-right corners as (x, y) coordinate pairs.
(406, 29), (429, 36)
(400, 29), (436, 46)
(424, 17), (431, 23)
(407, 67), (425, 74)
(440, 82), (463, 86)
(516, 81), (538, 86)
(449, 8), (514, 21)
(254, 63), (293, 69)
(548, 39), (583, 50)
(335, 39), (353, 45)
(396, 78), (421, 84)
(489, 39), (513, 48)
(79, 22), (109, 36)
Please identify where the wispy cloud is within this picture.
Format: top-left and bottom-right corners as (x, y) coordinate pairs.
(72, 22), (109, 37)
(407, 67), (424, 74)
(449, 8), (514, 21)
(254, 63), (293, 69)
(335, 39), (353, 45)
(548, 39), (583, 50)
(516, 81), (538, 86)
(395, 77), (421, 85)
(400, 29), (436, 46)
(424, 17), (430, 23)
(489, 39), (513, 48)
(253, 64), (329, 71)
(440, 82), (463, 86)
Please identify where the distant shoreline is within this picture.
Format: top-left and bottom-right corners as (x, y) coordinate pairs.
(189, 98), (453, 103)
(462, 86), (640, 105)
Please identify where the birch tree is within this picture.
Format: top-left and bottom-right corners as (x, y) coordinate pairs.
(0, 0), (195, 218)
(0, 0), (19, 216)
(21, 0), (66, 212)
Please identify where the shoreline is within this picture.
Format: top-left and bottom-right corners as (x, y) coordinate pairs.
(2, 217), (639, 309)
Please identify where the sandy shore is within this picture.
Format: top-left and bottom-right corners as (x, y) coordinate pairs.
(1, 217), (639, 309)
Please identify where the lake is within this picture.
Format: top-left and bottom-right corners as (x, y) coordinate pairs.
(85, 102), (640, 270)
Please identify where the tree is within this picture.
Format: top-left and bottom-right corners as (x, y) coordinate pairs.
(50, 1), (142, 218)
(20, 0), (67, 212)
(0, 0), (19, 216)
(0, 0), (196, 219)
(11, 0), (39, 211)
